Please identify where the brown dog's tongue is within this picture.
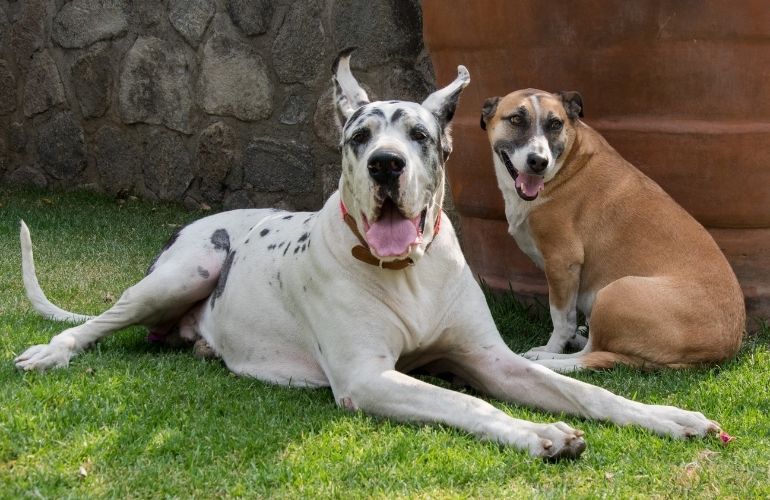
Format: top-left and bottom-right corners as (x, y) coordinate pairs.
(516, 172), (544, 197)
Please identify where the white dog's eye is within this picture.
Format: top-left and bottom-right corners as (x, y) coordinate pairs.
(350, 129), (370, 145)
(410, 129), (428, 141)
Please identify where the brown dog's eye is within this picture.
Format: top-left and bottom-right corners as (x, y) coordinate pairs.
(549, 119), (563, 132)
(509, 115), (523, 126)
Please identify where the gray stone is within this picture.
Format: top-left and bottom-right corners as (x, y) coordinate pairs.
(7, 165), (48, 189)
(199, 31), (273, 121)
(72, 45), (112, 118)
(0, 137), (6, 176)
(0, 6), (9, 53)
(222, 189), (252, 210)
(142, 129), (193, 200)
(197, 121), (237, 202)
(23, 50), (67, 117)
(332, 0), (422, 69)
(36, 111), (87, 181)
(9, 122), (26, 153)
(169, 0), (214, 47)
(242, 138), (313, 194)
(9, 0), (47, 69)
(279, 95), (309, 125)
(52, 0), (128, 49)
(0, 60), (15, 115)
(227, 0), (272, 36)
(93, 126), (140, 194)
(313, 87), (340, 149)
(322, 163), (341, 200)
(119, 37), (194, 134)
(385, 65), (433, 102)
(272, 0), (326, 83)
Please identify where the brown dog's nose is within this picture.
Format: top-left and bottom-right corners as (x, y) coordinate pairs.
(368, 151), (405, 184)
(527, 153), (549, 173)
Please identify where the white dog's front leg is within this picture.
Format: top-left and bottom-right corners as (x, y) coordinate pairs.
(454, 343), (720, 440)
(331, 365), (585, 459)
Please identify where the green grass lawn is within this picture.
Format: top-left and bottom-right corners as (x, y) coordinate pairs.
(1, 187), (768, 498)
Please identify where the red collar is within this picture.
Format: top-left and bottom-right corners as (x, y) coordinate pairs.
(340, 200), (441, 270)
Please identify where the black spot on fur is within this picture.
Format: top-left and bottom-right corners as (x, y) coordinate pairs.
(390, 108), (405, 124)
(317, 342), (323, 354)
(282, 215), (293, 220)
(210, 250), (236, 310)
(304, 216), (312, 224)
(278, 241), (285, 248)
(298, 232), (310, 243)
(260, 228), (270, 237)
(267, 243), (277, 250)
(283, 244), (291, 256)
(145, 228), (182, 275)
(211, 229), (230, 252)
(368, 108), (385, 120)
(245, 239), (250, 244)
(294, 246), (300, 254)
(197, 266), (210, 279)
(300, 244), (306, 252)
(345, 107), (366, 130)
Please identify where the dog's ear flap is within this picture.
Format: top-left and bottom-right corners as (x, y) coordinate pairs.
(480, 96), (501, 131)
(421, 65), (471, 129)
(332, 48), (370, 129)
(557, 91), (584, 119)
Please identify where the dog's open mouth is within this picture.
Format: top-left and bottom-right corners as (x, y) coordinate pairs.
(499, 150), (544, 201)
(362, 198), (427, 258)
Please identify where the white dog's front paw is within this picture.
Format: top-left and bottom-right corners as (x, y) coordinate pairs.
(644, 405), (721, 439)
(526, 421), (586, 460)
(14, 343), (72, 371)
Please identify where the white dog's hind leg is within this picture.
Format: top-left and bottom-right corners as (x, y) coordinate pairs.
(15, 260), (220, 371)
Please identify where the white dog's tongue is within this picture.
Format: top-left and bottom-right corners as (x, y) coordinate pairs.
(366, 201), (419, 257)
(516, 172), (545, 198)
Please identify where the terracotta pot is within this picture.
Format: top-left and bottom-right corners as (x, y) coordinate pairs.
(423, 0), (770, 324)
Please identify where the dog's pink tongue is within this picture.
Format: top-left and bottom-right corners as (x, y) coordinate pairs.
(366, 203), (418, 257)
(516, 172), (545, 197)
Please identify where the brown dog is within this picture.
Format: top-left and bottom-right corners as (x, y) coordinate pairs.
(480, 89), (745, 372)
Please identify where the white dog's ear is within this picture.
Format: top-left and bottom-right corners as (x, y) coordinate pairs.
(421, 65), (470, 129)
(332, 48), (370, 129)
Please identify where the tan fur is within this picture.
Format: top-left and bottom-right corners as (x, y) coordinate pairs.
(485, 90), (745, 370)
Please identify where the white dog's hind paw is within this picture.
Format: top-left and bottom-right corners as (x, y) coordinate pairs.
(14, 343), (72, 371)
(527, 421), (587, 460)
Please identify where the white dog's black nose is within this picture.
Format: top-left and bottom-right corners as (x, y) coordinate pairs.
(527, 153), (549, 173)
(368, 151), (405, 184)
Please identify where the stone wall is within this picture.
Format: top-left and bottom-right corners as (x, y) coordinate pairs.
(0, 0), (435, 210)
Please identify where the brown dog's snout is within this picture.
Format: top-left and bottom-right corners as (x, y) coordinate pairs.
(527, 153), (549, 173)
(368, 150), (406, 185)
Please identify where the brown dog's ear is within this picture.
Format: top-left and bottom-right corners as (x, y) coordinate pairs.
(557, 91), (584, 119)
(480, 96), (501, 130)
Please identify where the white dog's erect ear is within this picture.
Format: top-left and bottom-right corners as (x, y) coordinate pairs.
(421, 65), (470, 129)
(332, 48), (370, 129)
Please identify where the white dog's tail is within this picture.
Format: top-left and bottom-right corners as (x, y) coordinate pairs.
(20, 220), (95, 324)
